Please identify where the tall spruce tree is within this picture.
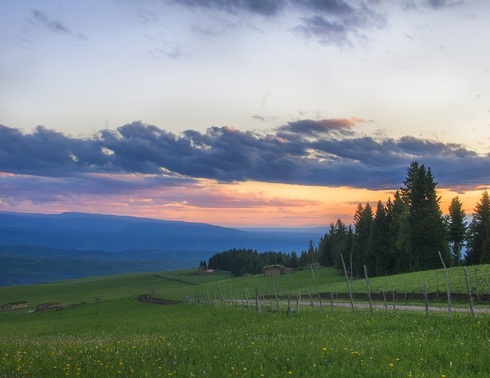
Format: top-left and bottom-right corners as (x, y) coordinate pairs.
(330, 219), (352, 271)
(352, 203), (374, 277)
(389, 190), (412, 273)
(466, 191), (490, 264)
(447, 196), (467, 265)
(373, 200), (393, 275)
(400, 162), (450, 270)
(306, 240), (317, 265)
(318, 226), (334, 267)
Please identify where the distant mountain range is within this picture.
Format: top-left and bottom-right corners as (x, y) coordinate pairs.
(0, 211), (325, 286)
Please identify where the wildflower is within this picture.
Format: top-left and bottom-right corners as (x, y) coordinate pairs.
(389, 363), (394, 368)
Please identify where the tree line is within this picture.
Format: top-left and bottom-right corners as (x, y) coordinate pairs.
(207, 249), (295, 276)
(208, 162), (490, 277)
(318, 161), (490, 277)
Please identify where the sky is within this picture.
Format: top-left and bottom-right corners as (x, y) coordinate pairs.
(1, 0), (490, 228)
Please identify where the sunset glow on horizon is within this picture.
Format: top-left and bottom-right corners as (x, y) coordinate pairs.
(1, 1), (490, 228)
(1, 175), (487, 228)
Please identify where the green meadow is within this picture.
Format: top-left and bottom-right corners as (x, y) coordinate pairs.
(1, 266), (489, 377)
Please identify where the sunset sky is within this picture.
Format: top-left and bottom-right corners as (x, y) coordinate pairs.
(1, 0), (490, 228)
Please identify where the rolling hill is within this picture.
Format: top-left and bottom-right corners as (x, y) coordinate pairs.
(0, 211), (324, 285)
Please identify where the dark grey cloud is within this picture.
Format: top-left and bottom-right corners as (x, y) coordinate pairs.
(292, 0), (386, 45)
(169, 0), (463, 46)
(174, 0), (287, 17)
(294, 15), (351, 45)
(402, 0), (464, 10)
(1, 122), (489, 191)
(30, 9), (88, 40)
(171, 0), (386, 45)
(279, 118), (357, 136)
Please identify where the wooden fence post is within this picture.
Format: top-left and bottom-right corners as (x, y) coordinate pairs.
(310, 265), (323, 310)
(382, 289), (388, 314)
(229, 285), (235, 306)
(218, 285), (226, 306)
(464, 267), (475, 317)
(423, 280), (429, 318)
(272, 276), (281, 314)
(244, 288), (250, 311)
(341, 254), (355, 313)
(439, 251), (452, 318)
(255, 286), (261, 313)
(363, 265), (373, 314)
(474, 268), (480, 303)
(391, 283), (397, 315)
(436, 270), (439, 300)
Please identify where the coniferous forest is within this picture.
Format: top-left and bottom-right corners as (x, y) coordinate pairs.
(209, 161), (490, 277)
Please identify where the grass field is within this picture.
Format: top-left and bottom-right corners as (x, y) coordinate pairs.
(1, 266), (489, 377)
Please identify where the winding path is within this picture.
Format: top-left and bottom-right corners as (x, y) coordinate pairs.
(138, 294), (181, 305)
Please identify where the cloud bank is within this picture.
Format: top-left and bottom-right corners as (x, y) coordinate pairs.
(172, 0), (460, 45)
(1, 120), (487, 192)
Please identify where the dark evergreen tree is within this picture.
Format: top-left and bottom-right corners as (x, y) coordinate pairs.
(447, 196), (467, 265)
(290, 251), (299, 269)
(299, 250), (308, 267)
(330, 219), (350, 270)
(372, 200), (393, 275)
(351, 203), (374, 277)
(318, 225), (334, 267)
(400, 162), (450, 270)
(388, 190), (413, 273)
(388, 190), (412, 273)
(208, 248), (294, 276)
(306, 240), (317, 265)
(466, 191), (490, 265)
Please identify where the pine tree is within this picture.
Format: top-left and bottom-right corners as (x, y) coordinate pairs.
(330, 219), (350, 271)
(447, 196), (467, 265)
(352, 203), (374, 277)
(388, 190), (412, 273)
(290, 251), (299, 269)
(373, 200), (393, 275)
(306, 240), (317, 265)
(318, 226), (334, 267)
(400, 162), (449, 270)
(466, 191), (490, 264)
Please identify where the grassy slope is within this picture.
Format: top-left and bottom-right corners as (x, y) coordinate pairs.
(2, 265), (490, 310)
(1, 266), (490, 377)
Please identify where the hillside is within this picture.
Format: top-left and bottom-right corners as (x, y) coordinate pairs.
(0, 211), (324, 286)
(1, 267), (489, 377)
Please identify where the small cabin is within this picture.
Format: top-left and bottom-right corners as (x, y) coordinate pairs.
(263, 265), (296, 276)
(36, 301), (62, 312)
(1, 301), (29, 311)
(263, 267), (282, 276)
(199, 269), (215, 275)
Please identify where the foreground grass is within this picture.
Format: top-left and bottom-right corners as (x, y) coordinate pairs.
(1, 266), (490, 377)
(1, 299), (489, 377)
